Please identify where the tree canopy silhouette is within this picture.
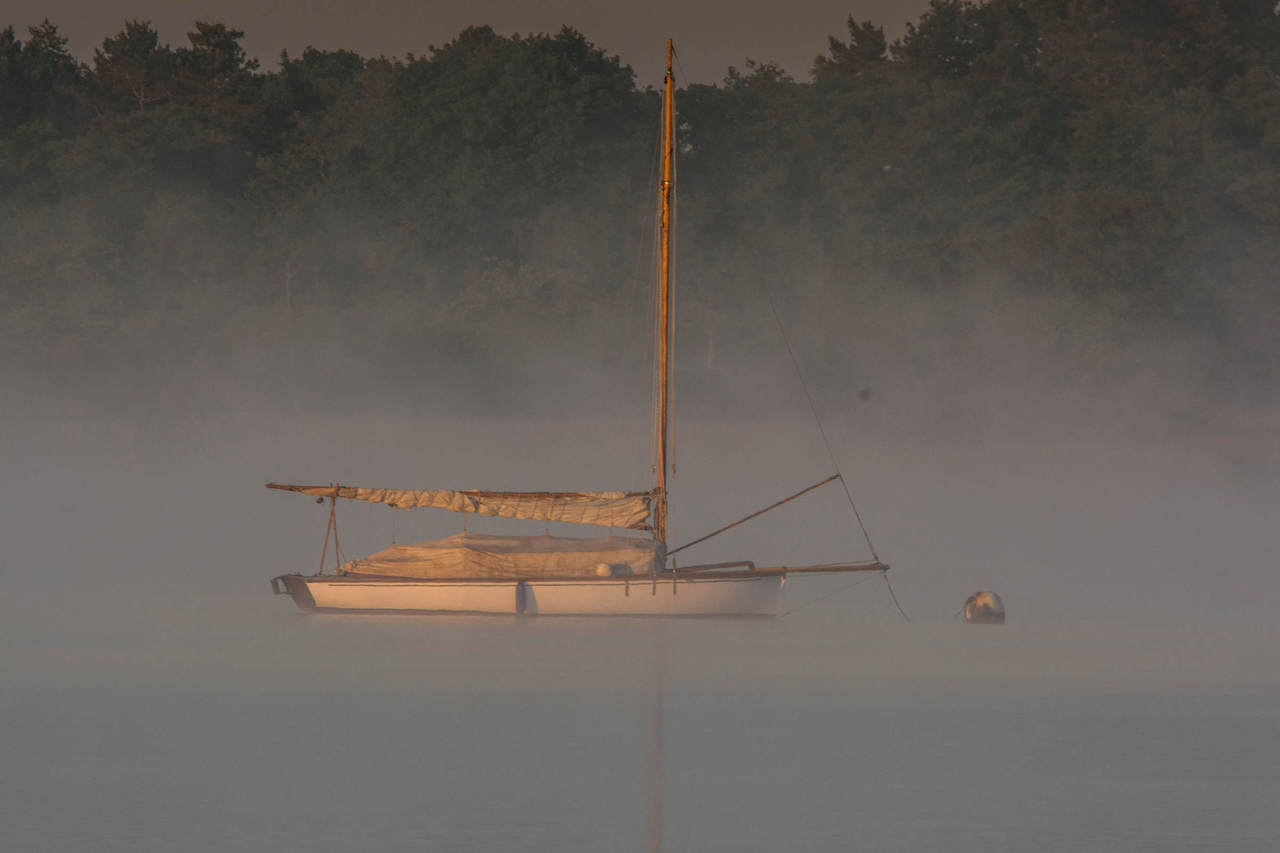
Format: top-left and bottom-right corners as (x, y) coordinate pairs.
(1, 3), (1277, 391)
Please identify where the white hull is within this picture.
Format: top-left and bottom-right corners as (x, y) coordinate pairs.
(275, 573), (785, 617)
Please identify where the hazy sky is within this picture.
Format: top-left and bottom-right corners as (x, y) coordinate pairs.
(8, 0), (932, 84)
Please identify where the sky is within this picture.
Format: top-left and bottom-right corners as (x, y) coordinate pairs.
(6, 0), (933, 84)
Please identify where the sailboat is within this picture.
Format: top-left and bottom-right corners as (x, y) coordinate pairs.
(269, 41), (889, 616)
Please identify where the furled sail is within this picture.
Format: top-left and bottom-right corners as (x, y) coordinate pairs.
(266, 483), (653, 530)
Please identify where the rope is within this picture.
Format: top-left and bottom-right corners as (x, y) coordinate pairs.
(331, 499), (345, 568)
(780, 570), (909, 622)
(633, 105), (664, 494)
(648, 109), (665, 486)
(672, 42), (689, 88)
(318, 506), (332, 572)
(667, 474), (840, 557)
(317, 495), (346, 572)
(756, 266), (910, 622)
(779, 573), (875, 617)
(668, 41), (685, 482)
(758, 280), (880, 563)
(668, 98), (677, 481)
(882, 572), (910, 622)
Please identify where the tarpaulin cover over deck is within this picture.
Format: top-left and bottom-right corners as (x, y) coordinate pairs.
(339, 532), (662, 579)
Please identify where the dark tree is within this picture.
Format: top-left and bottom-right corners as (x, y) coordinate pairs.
(93, 20), (173, 112)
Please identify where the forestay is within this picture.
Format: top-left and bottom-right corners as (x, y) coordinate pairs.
(267, 483), (653, 530)
(339, 532), (662, 579)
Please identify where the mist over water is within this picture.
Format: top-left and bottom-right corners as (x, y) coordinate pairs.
(5, 268), (1280, 850)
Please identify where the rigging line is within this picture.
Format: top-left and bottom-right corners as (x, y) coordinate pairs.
(332, 502), (345, 567)
(882, 571), (911, 622)
(650, 158), (664, 479)
(757, 278), (881, 563)
(631, 100), (664, 493)
(318, 503), (333, 573)
(667, 473), (841, 557)
(779, 573), (876, 617)
(671, 42), (689, 88)
(668, 35), (685, 485)
(649, 92), (668, 485)
(668, 102), (677, 480)
(318, 494), (346, 572)
(632, 107), (665, 494)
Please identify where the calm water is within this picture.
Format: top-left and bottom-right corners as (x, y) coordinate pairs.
(4, 611), (1277, 852)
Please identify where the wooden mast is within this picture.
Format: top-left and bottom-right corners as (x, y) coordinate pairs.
(655, 39), (675, 546)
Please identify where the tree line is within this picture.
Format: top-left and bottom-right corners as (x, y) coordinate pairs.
(2, 1), (1278, 396)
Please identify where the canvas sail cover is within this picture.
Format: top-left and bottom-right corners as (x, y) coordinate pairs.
(267, 483), (653, 530)
(339, 532), (662, 579)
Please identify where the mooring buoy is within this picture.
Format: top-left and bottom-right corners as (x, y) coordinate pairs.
(963, 590), (1005, 624)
